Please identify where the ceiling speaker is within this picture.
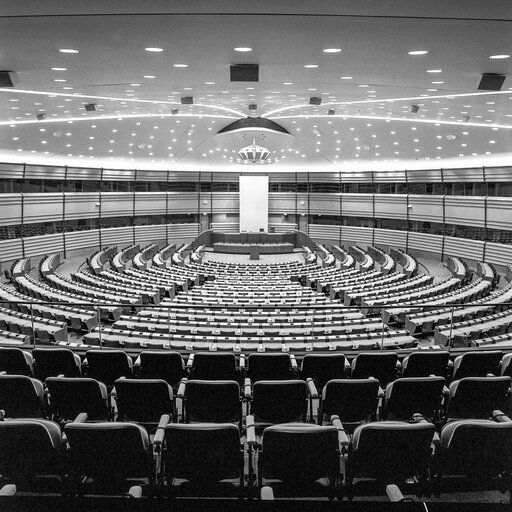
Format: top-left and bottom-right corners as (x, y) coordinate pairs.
(230, 64), (259, 82)
(171, 108), (179, 115)
(36, 113), (47, 121)
(410, 105), (420, 114)
(84, 103), (97, 112)
(309, 97), (322, 105)
(0, 71), (19, 87)
(328, 109), (335, 115)
(180, 96), (194, 105)
(248, 104), (257, 111)
(478, 73), (506, 91)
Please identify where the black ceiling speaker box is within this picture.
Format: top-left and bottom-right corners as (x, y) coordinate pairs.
(0, 71), (19, 87)
(171, 108), (179, 115)
(248, 104), (257, 111)
(478, 73), (506, 91)
(410, 104), (420, 113)
(230, 64), (259, 82)
(309, 97), (322, 105)
(36, 113), (47, 121)
(84, 103), (97, 112)
(328, 109), (335, 115)
(180, 96), (194, 105)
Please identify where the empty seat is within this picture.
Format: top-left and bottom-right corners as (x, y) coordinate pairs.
(114, 378), (175, 430)
(382, 376), (446, 422)
(300, 354), (348, 390)
(248, 380), (308, 431)
(350, 352), (398, 385)
(135, 350), (185, 388)
(0, 418), (63, 491)
(85, 350), (133, 388)
(159, 422), (244, 496)
(444, 376), (512, 421)
(401, 351), (450, 378)
(65, 419), (153, 495)
(0, 375), (46, 418)
(188, 352), (241, 382)
(435, 419), (512, 499)
(0, 347), (33, 376)
(318, 378), (380, 431)
(33, 347), (81, 381)
(179, 379), (242, 425)
(451, 350), (502, 381)
(345, 421), (435, 497)
(246, 353), (295, 382)
(258, 423), (341, 498)
(46, 377), (110, 422)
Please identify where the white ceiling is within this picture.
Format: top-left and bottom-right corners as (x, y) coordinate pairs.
(2, 0), (512, 172)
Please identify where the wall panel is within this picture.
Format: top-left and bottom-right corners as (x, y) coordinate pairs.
(444, 196), (485, 227)
(0, 194), (22, 225)
(65, 230), (100, 252)
(134, 224), (167, 244)
(486, 197), (512, 231)
(309, 193), (340, 215)
(134, 192), (167, 216)
(374, 194), (407, 220)
(63, 193), (100, 220)
(373, 228), (407, 248)
(308, 224), (341, 242)
(167, 192), (198, 214)
(0, 238), (23, 262)
(484, 242), (512, 267)
(408, 195), (444, 223)
(23, 193), (63, 224)
(341, 226), (373, 245)
(100, 192), (134, 217)
(100, 226), (134, 246)
(407, 232), (444, 254)
(341, 194), (374, 217)
(443, 237), (485, 261)
(268, 193), (296, 214)
(24, 233), (64, 258)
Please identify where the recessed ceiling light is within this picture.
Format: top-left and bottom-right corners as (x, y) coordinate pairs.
(234, 47), (252, 52)
(358, 84), (369, 87)
(205, 81), (215, 85)
(283, 82), (293, 85)
(145, 47), (163, 52)
(340, 76), (352, 80)
(432, 81), (444, 84)
(143, 75), (155, 78)
(408, 50), (428, 55)
(304, 64), (318, 68)
(323, 48), (341, 53)
(51, 67), (67, 71)
(490, 54), (510, 59)
(173, 63), (188, 68)
(53, 79), (66, 82)
(427, 69), (442, 73)
(59, 48), (79, 54)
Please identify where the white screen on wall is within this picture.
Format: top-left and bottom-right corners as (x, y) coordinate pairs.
(239, 175), (269, 232)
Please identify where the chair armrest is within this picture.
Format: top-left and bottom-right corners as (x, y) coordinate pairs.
(260, 486), (274, 500)
(246, 414), (256, 446)
(244, 378), (252, 399)
(127, 485), (142, 498)
(0, 371), (6, 376)
(289, 353), (297, 370)
(73, 412), (88, 423)
(493, 410), (512, 422)
(386, 484), (405, 502)
(487, 373), (496, 377)
(177, 378), (187, 399)
(239, 353), (246, 371)
(0, 484), (16, 496)
(134, 355), (141, 367)
(442, 385), (450, 396)
(377, 386), (384, 398)
(186, 353), (194, 369)
(153, 414), (170, 448)
(330, 415), (350, 450)
(306, 378), (318, 399)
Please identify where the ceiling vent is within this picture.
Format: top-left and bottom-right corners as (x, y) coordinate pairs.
(84, 103), (97, 112)
(0, 71), (19, 87)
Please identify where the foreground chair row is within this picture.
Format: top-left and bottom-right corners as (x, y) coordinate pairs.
(0, 415), (511, 501)
(2, 348), (511, 390)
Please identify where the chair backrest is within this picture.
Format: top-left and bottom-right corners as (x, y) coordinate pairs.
(251, 380), (307, 425)
(114, 378), (174, 424)
(247, 353), (293, 382)
(0, 375), (45, 418)
(191, 352), (239, 381)
(452, 350), (502, 380)
(138, 350), (184, 386)
(439, 419), (512, 479)
(383, 376), (445, 421)
(401, 351), (450, 378)
(300, 354), (347, 389)
(351, 421), (435, 482)
(501, 353), (512, 377)
(0, 419), (62, 487)
(162, 423), (242, 483)
(46, 377), (109, 421)
(351, 352), (398, 385)
(85, 350), (133, 387)
(183, 380), (241, 424)
(0, 347), (33, 376)
(320, 379), (380, 427)
(259, 423), (339, 486)
(447, 376), (512, 420)
(33, 348), (81, 380)
(65, 422), (151, 485)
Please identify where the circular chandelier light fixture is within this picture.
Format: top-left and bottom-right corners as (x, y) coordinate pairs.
(237, 138), (271, 164)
